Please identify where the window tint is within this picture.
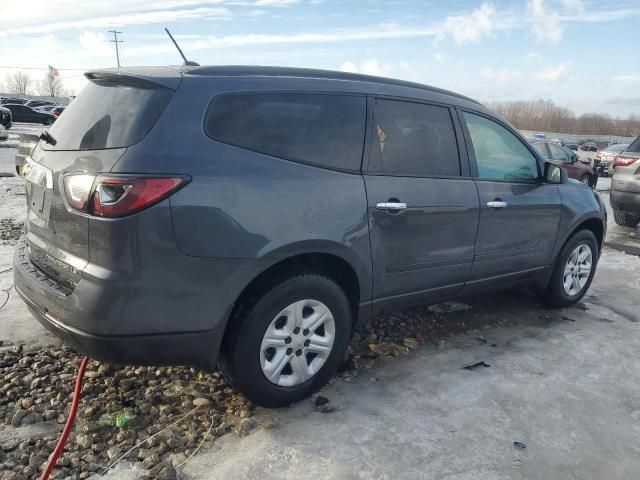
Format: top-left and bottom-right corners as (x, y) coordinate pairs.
(548, 143), (569, 161)
(205, 93), (365, 171)
(43, 81), (174, 151)
(464, 112), (539, 181)
(370, 99), (460, 176)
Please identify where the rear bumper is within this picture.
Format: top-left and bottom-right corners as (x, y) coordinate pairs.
(610, 189), (640, 216)
(16, 285), (220, 370)
(12, 236), (265, 370)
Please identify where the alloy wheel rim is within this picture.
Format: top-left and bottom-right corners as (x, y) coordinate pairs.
(563, 244), (592, 296)
(260, 299), (335, 387)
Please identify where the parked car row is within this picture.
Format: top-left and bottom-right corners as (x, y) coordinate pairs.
(0, 97), (66, 126)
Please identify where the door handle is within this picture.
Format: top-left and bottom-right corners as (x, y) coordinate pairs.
(487, 201), (508, 209)
(376, 202), (407, 210)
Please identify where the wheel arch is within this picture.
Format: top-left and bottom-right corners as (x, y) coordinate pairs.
(221, 248), (370, 354)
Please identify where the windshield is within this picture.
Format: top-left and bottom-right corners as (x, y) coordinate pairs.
(43, 80), (173, 151)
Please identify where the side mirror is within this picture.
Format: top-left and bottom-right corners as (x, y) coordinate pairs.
(544, 162), (567, 184)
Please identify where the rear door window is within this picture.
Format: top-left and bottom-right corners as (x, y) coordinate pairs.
(464, 112), (539, 181)
(43, 80), (174, 151)
(205, 93), (366, 172)
(369, 99), (460, 176)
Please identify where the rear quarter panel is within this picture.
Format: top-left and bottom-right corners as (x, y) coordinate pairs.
(111, 76), (373, 301)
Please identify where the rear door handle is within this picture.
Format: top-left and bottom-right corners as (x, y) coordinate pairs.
(376, 202), (407, 210)
(487, 201), (508, 209)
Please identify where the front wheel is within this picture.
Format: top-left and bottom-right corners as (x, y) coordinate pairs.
(219, 274), (352, 407)
(544, 230), (598, 308)
(613, 210), (640, 228)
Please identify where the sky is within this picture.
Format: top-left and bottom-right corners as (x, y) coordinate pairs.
(0, 0), (638, 116)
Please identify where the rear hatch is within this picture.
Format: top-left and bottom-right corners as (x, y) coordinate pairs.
(19, 70), (177, 288)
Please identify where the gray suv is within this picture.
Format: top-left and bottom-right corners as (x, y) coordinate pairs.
(14, 66), (606, 407)
(610, 135), (640, 227)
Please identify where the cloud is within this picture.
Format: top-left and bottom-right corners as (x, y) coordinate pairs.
(527, 0), (563, 44)
(535, 63), (570, 81)
(481, 67), (522, 82)
(613, 74), (640, 82)
(433, 53), (446, 63)
(2, 7), (232, 35)
(436, 2), (495, 44)
(605, 97), (640, 106)
(339, 60), (417, 81)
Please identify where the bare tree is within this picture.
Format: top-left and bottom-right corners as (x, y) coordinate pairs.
(487, 98), (640, 137)
(37, 74), (67, 98)
(5, 71), (32, 95)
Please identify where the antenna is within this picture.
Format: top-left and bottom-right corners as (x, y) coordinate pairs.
(164, 28), (200, 67)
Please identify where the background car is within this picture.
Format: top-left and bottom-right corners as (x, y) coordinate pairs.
(597, 143), (629, 175)
(533, 140), (597, 187)
(610, 135), (640, 227)
(33, 105), (57, 113)
(581, 142), (598, 151)
(25, 100), (56, 108)
(3, 104), (56, 125)
(563, 140), (579, 150)
(0, 106), (12, 129)
(0, 98), (27, 106)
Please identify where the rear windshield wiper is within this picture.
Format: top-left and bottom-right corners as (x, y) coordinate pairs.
(40, 130), (57, 146)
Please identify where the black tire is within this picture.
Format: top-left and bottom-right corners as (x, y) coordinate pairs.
(545, 230), (598, 308)
(580, 174), (591, 186)
(44, 118), (54, 125)
(613, 210), (640, 228)
(219, 274), (352, 408)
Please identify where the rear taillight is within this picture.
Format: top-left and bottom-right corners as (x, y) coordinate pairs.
(52, 111), (60, 116)
(63, 174), (189, 218)
(614, 156), (639, 167)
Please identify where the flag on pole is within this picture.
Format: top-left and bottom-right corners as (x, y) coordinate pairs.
(48, 65), (59, 78)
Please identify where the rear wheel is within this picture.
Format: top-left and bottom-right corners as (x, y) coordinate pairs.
(613, 210), (640, 228)
(44, 118), (54, 125)
(580, 174), (591, 186)
(544, 230), (598, 308)
(219, 274), (352, 407)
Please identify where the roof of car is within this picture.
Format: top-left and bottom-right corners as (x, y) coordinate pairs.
(185, 65), (482, 105)
(87, 65), (482, 106)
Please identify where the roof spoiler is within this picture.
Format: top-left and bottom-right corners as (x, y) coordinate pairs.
(84, 69), (182, 90)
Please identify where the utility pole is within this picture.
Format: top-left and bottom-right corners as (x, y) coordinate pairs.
(108, 30), (123, 68)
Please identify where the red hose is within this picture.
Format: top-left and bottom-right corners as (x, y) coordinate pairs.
(39, 356), (89, 480)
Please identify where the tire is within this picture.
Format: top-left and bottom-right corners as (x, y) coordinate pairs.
(219, 274), (352, 408)
(544, 230), (598, 308)
(580, 174), (591, 186)
(44, 118), (54, 125)
(613, 210), (640, 228)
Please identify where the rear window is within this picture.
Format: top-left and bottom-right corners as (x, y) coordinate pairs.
(627, 136), (640, 153)
(43, 80), (173, 151)
(204, 93), (366, 172)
